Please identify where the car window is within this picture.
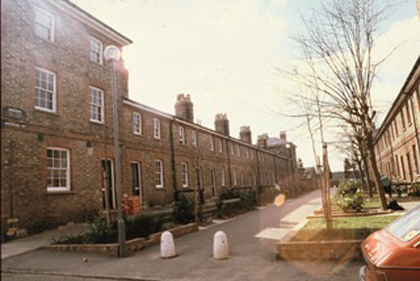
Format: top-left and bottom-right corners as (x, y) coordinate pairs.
(386, 205), (420, 242)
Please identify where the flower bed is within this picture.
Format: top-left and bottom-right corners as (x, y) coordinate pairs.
(43, 223), (198, 257)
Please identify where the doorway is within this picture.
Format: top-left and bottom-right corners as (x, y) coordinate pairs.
(101, 159), (116, 210)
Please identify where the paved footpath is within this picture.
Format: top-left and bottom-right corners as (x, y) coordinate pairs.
(2, 190), (363, 281)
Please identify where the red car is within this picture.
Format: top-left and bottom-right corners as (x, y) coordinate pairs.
(360, 204), (420, 281)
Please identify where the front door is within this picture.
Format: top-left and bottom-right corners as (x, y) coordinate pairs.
(101, 159), (116, 210)
(197, 168), (204, 204)
(211, 169), (216, 197)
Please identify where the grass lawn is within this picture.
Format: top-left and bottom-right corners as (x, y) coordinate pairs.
(291, 214), (401, 241)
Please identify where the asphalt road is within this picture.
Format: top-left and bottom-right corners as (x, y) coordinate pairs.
(2, 190), (362, 281)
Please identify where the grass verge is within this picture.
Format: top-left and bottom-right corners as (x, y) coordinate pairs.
(291, 214), (401, 241)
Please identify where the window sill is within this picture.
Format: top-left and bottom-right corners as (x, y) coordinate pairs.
(46, 190), (75, 195)
(90, 120), (105, 125)
(156, 186), (165, 189)
(35, 107), (58, 116)
(35, 36), (56, 45)
(89, 60), (104, 67)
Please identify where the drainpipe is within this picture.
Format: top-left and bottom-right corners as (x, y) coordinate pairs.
(169, 120), (178, 201)
(409, 92), (420, 177)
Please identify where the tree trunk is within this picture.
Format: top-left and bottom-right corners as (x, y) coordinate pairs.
(365, 130), (388, 210)
(360, 146), (373, 198)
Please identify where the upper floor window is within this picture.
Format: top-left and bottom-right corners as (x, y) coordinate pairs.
(133, 112), (142, 135)
(35, 8), (54, 42)
(47, 148), (70, 192)
(155, 160), (164, 188)
(406, 103), (412, 124)
(191, 130), (197, 147)
(179, 126), (185, 145)
(153, 118), (161, 139)
(218, 139), (223, 153)
(90, 37), (103, 64)
(401, 110), (406, 129)
(89, 86), (104, 123)
(181, 162), (188, 188)
(236, 144), (240, 157)
(210, 136), (215, 151)
(35, 67), (56, 112)
(230, 143), (234, 156)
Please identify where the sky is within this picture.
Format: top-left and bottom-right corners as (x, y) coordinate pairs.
(74, 0), (420, 172)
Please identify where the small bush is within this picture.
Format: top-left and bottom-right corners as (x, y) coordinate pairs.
(173, 195), (195, 224)
(125, 215), (163, 240)
(333, 180), (364, 211)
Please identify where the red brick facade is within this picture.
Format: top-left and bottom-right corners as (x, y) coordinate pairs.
(1, 0), (295, 232)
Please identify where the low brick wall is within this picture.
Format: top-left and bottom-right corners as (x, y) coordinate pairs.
(43, 223), (198, 257)
(276, 240), (363, 261)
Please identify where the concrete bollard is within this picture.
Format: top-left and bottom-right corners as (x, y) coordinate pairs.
(213, 231), (229, 260)
(160, 231), (176, 258)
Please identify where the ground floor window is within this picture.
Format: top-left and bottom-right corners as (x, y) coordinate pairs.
(47, 148), (70, 192)
(181, 162), (188, 188)
(155, 160), (164, 188)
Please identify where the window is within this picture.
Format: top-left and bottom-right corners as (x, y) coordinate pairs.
(401, 111), (406, 129)
(210, 136), (214, 151)
(35, 8), (54, 42)
(153, 118), (161, 139)
(233, 169), (237, 186)
(133, 112), (142, 135)
(90, 37), (103, 64)
(179, 126), (185, 145)
(191, 131), (197, 147)
(218, 138), (223, 153)
(413, 145), (419, 174)
(406, 103), (412, 124)
(47, 148), (70, 192)
(221, 168), (226, 186)
(236, 144), (240, 156)
(155, 160), (164, 188)
(394, 120), (399, 137)
(131, 162), (142, 197)
(89, 86), (104, 123)
(401, 156), (406, 180)
(395, 155), (400, 176)
(246, 148), (249, 158)
(241, 171), (244, 186)
(230, 143), (234, 156)
(35, 67), (56, 112)
(181, 162), (188, 188)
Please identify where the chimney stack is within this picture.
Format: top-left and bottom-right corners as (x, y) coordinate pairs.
(215, 114), (230, 136)
(239, 126), (252, 144)
(280, 131), (287, 141)
(257, 134), (268, 148)
(175, 94), (194, 123)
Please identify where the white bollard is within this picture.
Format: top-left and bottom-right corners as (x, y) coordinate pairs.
(160, 231), (176, 258)
(213, 231), (229, 260)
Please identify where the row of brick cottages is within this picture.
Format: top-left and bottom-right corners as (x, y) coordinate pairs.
(0, 0), (296, 232)
(3, 95), (296, 230)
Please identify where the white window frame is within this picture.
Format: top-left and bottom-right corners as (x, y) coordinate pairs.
(47, 147), (70, 192)
(153, 118), (161, 139)
(179, 126), (185, 145)
(35, 7), (54, 42)
(35, 67), (56, 113)
(236, 144), (240, 157)
(90, 37), (103, 64)
(133, 112), (142, 135)
(181, 162), (189, 188)
(155, 160), (164, 188)
(230, 143), (234, 156)
(89, 86), (104, 123)
(191, 130), (197, 147)
(233, 169), (237, 186)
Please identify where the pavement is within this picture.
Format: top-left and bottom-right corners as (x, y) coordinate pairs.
(1, 190), (367, 281)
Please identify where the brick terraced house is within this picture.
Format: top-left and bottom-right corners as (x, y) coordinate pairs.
(374, 56), (420, 183)
(1, 0), (297, 233)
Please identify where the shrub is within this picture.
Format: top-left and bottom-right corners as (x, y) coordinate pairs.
(124, 215), (163, 240)
(333, 180), (364, 211)
(173, 195), (195, 224)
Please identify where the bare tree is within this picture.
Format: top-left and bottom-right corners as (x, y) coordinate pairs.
(282, 0), (403, 210)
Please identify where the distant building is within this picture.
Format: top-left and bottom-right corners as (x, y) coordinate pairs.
(373, 56), (420, 183)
